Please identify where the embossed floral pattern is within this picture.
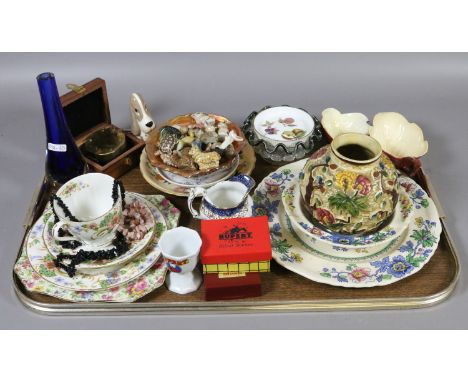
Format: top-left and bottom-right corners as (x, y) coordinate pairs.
(282, 178), (414, 249)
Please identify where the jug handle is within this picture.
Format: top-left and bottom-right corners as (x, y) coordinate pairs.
(188, 187), (206, 219)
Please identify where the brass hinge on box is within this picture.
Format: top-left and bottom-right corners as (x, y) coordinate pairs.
(66, 83), (86, 94)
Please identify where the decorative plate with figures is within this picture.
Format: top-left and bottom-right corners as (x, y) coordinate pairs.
(252, 161), (441, 288)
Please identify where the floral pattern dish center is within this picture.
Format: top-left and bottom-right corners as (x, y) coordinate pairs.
(251, 160), (441, 288)
(300, 134), (399, 235)
(14, 194), (180, 302)
(253, 106), (314, 143)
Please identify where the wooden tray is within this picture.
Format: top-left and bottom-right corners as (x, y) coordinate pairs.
(12, 158), (460, 315)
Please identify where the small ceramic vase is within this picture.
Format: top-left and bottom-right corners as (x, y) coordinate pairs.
(158, 227), (202, 294)
(51, 173), (123, 247)
(188, 174), (255, 219)
(300, 133), (399, 235)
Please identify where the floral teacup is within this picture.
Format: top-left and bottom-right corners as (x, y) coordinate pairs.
(51, 173), (123, 248)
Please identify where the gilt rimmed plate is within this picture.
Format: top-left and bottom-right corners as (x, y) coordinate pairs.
(252, 162), (441, 288)
(43, 193), (162, 274)
(14, 195), (180, 302)
(281, 176), (415, 257)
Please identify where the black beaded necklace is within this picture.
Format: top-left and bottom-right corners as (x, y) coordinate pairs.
(50, 179), (128, 277)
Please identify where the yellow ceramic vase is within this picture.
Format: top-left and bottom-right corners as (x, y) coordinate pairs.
(299, 133), (399, 235)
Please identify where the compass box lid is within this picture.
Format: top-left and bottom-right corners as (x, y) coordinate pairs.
(201, 216), (272, 264)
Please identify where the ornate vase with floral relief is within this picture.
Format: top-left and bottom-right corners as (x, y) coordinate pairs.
(299, 133), (399, 235)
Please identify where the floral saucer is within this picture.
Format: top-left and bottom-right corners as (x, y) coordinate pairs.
(281, 176), (415, 257)
(28, 194), (166, 291)
(252, 163), (441, 287)
(14, 195), (180, 302)
(140, 144), (256, 197)
(43, 193), (162, 275)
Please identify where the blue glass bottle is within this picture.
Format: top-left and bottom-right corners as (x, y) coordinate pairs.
(37, 72), (87, 184)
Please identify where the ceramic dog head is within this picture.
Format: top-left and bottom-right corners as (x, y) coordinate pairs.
(130, 93), (155, 141)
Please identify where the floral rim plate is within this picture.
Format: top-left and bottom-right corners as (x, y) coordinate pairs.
(252, 163), (441, 288)
(140, 144), (256, 197)
(282, 174), (415, 252)
(14, 195), (180, 301)
(43, 193), (160, 273)
(27, 194), (166, 291)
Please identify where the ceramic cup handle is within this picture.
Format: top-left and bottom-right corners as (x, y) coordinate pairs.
(52, 221), (77, 242)
(188, 187), (206, 219)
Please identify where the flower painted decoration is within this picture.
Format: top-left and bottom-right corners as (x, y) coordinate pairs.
(314, 208), (335, 225)
(321, 107), (371, 139)
(354, 175), (372, 195)
(279, 117), (296, 127)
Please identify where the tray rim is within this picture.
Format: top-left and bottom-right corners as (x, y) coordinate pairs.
(11, 174), (460, 315)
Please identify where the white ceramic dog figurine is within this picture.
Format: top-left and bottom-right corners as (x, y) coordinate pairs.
(130, 93), (155, 142)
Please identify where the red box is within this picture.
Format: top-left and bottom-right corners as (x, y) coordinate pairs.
(201, 216), (272, 264)
(204, 272), (262, 301)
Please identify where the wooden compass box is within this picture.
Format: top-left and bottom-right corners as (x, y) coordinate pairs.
(60, 78), (145, 178)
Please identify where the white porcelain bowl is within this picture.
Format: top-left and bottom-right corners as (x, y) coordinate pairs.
(370, 112), (428, 159)
(321, 107), (371, 140)
(242, 105), (321, 163)
(253, 106), (316, 148)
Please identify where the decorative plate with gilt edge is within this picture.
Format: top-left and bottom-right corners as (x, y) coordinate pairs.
(14, 195), (180, 301)
(252, 160), (441, 287)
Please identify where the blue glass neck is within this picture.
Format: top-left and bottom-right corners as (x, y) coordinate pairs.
(37, 72), (86, 184)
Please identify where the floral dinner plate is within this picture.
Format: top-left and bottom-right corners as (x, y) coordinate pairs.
(14, 195), (180, 302)
(252, 162), (441, 287)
